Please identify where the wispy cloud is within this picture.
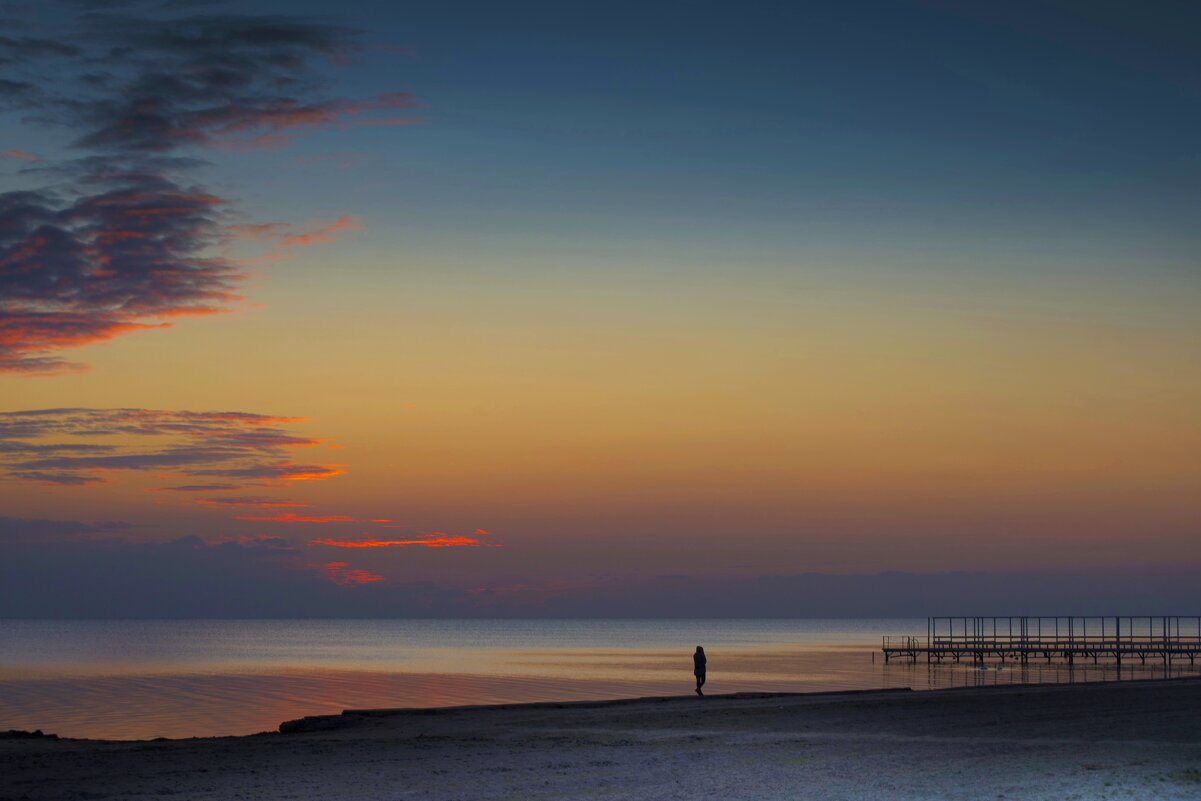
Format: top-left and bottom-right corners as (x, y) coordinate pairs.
(154, 483), (241, 492)
(0, 408), (343, 489)
(0, 518), (511, 615)
(0, 8), (414, 375)
(239, 512), (355, 523)
(230, 214), (365, 262)
(0, 515), (131, 544)
(312, 530), (493, 549)
(278, 215), (364, 248)
(1, 148), (39, 162)
(191, 496), (307, 508)
(190, 462), (347, 482)
(12, 470), (106, 486)
(322, 561), (384, 586)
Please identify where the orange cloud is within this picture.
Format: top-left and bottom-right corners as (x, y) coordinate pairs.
(2, 149), (40, 162)
(238, 513), (355, 523)
(280, 464), (347, 481)
(0, 314), (169, 375)
(323, 561), (384, 586)
(311, 533), (490, 548)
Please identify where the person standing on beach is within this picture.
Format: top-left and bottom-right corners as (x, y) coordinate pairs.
(693, 646), (707, 696)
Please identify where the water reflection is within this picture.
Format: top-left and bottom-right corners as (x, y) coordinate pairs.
(885, 658), (1196, 691)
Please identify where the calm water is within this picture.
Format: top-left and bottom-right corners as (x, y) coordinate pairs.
(2, 619), (1196, 740)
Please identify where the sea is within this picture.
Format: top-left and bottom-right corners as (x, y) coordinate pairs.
(2, 618), (1197, 740)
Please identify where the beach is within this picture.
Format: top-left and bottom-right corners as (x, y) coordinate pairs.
(3, 678), (1200, 801)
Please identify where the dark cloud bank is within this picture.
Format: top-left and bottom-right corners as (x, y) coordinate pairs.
(3, 517), (1197, 618)
(0, 4), (409, 374)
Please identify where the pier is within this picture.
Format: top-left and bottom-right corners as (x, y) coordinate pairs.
(883, 616), (1201, 665)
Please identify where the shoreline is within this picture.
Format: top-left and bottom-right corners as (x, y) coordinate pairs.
(6, 673), (1199, 743)
(281, 686), (916, 734)
(4, 677), (1200, 800)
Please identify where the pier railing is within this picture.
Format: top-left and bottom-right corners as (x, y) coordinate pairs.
(882, 616), (1201, 665)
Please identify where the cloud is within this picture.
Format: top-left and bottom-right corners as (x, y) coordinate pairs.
(190, 461), (346, 481)
(278, 215), (364, 248)
(191, 496), (307, 508)
(0, 517), (461, 616)
(0, 441), (115, 454)
(229, 214), (365, 262)
(19, 447), (250, 471)
(239, 513), (355, 523)
(0, 171), (240, 374)
(0, 8), (414, 375)
(293, 152), (365, 170)
(0, 36), (80, 64)
(56, 14), (376, 153)
(312, 533), (490, 548)
(7, 516), (1201, 618)
(154, 483), (240, 492)
(0, 516), (131, 543)
(323, 561), (383, 586)
(0, 408), (343, 489)
(1, 149), (39, 162)
(11, 470), (106, 486)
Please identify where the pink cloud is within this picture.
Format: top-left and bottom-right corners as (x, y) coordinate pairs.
(229, 215), (365, 263)
(278, 215), (364, 248)
(323, 561), (384, 586)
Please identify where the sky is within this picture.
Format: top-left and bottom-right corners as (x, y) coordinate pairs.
(1, 0), (1199, 616)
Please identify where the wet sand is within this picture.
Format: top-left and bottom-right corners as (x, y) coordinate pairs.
(3, 678), (1200, 800)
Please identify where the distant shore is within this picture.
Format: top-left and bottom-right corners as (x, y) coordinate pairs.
(3, 677), (1201, 800)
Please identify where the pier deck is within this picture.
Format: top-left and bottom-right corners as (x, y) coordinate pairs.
(883, 616), (1201, 665)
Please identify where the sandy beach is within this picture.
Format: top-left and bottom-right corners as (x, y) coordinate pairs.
(3, 677), (1200, 800)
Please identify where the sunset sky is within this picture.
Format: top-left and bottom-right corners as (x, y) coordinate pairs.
(2, 0), (1199, 615)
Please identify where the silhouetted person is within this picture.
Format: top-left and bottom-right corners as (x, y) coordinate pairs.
(693, 646), (706, 695)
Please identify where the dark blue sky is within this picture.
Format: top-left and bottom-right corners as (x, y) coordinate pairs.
(307, 0), (1201, 250)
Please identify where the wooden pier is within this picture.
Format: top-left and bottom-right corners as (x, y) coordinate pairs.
(883, 616), (1201, 666)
